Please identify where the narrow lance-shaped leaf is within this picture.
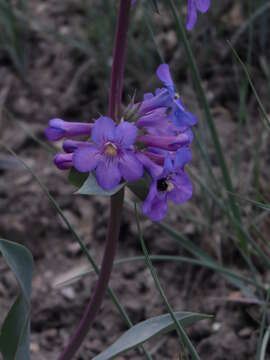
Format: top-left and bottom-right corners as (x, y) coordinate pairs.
(76, 171), (126, 196)
(0, 238), (34, 360)
(93, 312), (211, 360)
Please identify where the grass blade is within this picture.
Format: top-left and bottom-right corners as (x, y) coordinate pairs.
(54, 254), (265, 292)
(135, 204), (201, 360)
(229, 42), (270, 129)
(93, 312), (210, 360)
(167, 0), (242, 237)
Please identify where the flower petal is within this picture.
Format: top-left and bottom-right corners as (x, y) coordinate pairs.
(143, 93), (154, 100)
(139, 89), (171, 115)
(186, 0), (197, 31)
(137, 108), (168, 129)
(45, 127), (64, 141)
(73, 146), (100, 172)
(136, 152), (162, 178)
(54, 153), (73, 170)
(142, 182), (168, 221)
(196, 0), (210, 13)
(119, 151), (143, 182)
(115, 121), (137, 147)
(91, 116), (116, 145)
(171, 100), (197, 128)
(174, 147), (192, 169)
(156, 64), (174, 88)
(167, 171), (192, 204)
(45, 118), (92, 141)
(138, 132), (191, 151)
(63, 140), (92, 153)
(96, 159), (121, 190)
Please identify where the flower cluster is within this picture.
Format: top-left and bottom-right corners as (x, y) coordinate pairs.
(46, 64), (196, 221)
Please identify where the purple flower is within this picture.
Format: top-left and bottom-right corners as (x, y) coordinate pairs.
(141, 148), (192, 221)
(138, 129), (193, 151)
(73, 116), (143, 190)
(54, 153), (73, 170)
(137, 108), (168, 129)
(137, 107), (190, 139)
(138, 90), (171, 115)
(45, 118), (92, 141)
(63, 140), (92, 153)
(186, 0), (210, 31)
(157, 64), (197, 128)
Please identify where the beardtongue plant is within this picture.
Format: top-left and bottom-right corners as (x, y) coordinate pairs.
(44, 0), (211, 359)
(47, 64), (196, 221)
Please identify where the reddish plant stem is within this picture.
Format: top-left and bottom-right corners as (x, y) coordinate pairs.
(109, 0), (132, 120)
(58, 1), (131, 359)
(58, 191), (124, 360)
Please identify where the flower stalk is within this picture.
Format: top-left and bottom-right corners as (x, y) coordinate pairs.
(110, 0), (132, 121)
(58, 1), (131, 359)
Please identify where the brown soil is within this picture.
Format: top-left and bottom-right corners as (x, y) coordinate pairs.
(0, 1), (269, 359)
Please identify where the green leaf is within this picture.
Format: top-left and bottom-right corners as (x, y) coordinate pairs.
(93, 312), (211, 360)
(68, 167), (89, 188)
(0, 239), (34, 360)
(127, 172), (151, 201)
(76, 172), (125, 196)
(0, 296), (30, 360)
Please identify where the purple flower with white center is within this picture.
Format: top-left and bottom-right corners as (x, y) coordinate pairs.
(72, 116), (143, 190)
(45, 118), (92, 141)
(157, 64), (197, 128)
(54, 153), (73, 170)
(141, 148), (192, 221)
(186, 0), (211, 31)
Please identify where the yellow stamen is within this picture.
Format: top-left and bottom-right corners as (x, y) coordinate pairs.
(174, 92), (180, 100)
(105, 143), (117, 156)
(167, 182), (174, 192)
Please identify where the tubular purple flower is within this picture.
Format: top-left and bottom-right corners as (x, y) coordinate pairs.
(138, 89), (171, 115)
(136, 152), (163, 178)
(143, 151), (166, 165)
(186, 0), (211, 31)
(73, 116), (143, 190)
(45, 118), (93, 141)
(156, 64), (197, 128)
(138, 129), (193, 151)
(54, 153), (73, 170)
(142, 149), (192, 221)
(63, 140), (92, 153)
(137, 108), (188, 137)
(137, 108), (168, 129)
